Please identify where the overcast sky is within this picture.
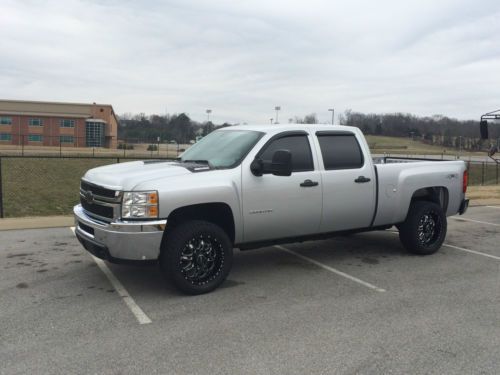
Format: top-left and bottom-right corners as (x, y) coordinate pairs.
(1, 0), (499, 124)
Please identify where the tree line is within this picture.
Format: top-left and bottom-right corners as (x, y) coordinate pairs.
(338, 110), (499, 151)
(118, 112), (230, 144)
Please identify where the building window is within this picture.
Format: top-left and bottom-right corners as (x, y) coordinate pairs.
(86, 122), (105, 147)
(0, 117), (12, 125)
(0, 133), (12, 141)
(60, 119), (75, 128)
(60, 135), (74, 144)
(28, 118), (43, 126)
(28, 134), (43, 142)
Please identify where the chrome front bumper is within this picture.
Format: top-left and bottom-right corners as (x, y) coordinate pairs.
(73, 204), (166, 262)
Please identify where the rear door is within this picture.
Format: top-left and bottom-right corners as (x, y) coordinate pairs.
(314, 131), (376, 232)
(241, 131), (322, 242)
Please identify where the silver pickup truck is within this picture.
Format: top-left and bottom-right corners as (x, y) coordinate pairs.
(74, 125), (469, 294)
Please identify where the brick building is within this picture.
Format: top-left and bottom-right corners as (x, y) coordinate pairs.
(0, 99), (119, 148)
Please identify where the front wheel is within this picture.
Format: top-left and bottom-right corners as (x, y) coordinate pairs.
(160, 220), (233, 295)
(399, 201), (447, 255)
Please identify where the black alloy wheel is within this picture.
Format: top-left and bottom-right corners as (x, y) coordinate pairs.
(160, 220), (233, 295)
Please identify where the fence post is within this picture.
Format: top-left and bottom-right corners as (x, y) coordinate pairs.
(0, 157), (3, 218)
(481, 162), (485, 185)
(496, 163), (498, 185)
(59, 139), (62, 157)
(21, 135), (24, 157)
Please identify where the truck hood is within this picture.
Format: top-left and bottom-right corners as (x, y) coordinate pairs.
(82, 160), (195, 191)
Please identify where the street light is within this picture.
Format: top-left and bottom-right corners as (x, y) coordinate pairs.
(270, 118), (274, 124)
(274, 106), (281, 124)
(328, 108), (335, 125)
(206, 109), (212, 122)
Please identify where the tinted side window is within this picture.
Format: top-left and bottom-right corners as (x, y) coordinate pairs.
(260, 135), (313, 172)
(317, 134), (363, 170)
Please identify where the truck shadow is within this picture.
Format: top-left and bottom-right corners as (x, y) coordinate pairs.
(103, 230), (407, 297)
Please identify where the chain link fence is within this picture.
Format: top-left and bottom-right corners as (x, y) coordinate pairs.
(0, 156), (498, 218)
(0, 135), (190, 158)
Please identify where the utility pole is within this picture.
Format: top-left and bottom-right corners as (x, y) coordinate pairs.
(328, 108), (335, 125)
(274, 106), (281, 124)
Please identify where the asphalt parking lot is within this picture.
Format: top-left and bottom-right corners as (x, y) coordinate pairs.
(1, 206), (499, 374)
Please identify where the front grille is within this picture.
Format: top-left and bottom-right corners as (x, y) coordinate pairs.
(81, 180), (117, 199)
(81, 198), (114, 219)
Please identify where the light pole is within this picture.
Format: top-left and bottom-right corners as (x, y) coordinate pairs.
(328, 108), (335, 125)
(270, 118), (274, 124)
(274, 106), (281, 124)
(206, 109), (212, 123)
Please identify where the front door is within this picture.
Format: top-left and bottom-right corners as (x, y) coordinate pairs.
(241, 132), (322, 242)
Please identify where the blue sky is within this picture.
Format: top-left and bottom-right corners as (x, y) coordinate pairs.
(1, 0), (499, 124)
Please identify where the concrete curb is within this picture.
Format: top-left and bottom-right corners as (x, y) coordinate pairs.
(0, 216), (73, 231)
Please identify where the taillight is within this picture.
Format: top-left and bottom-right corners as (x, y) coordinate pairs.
(463, 170), (468, 193)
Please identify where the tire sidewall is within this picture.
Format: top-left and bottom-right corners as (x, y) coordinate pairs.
(161, 220), (233, 295)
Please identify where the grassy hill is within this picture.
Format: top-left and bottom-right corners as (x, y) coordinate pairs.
(365, 135), (482, 156)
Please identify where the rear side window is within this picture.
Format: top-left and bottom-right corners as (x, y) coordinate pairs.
(260, 134), (313, 172)
(317, 134), (363, 170)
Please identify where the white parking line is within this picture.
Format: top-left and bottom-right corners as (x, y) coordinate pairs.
(274, 245), (386, 293)
(486, 206), (500, 209)
(70, 227), (152, 325)
(443, 243), (500, 261)
(387, 230), (500, 261)
(450, 217), (499, 227)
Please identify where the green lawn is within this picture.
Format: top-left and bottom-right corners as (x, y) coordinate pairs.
(1, 158), (118, 217)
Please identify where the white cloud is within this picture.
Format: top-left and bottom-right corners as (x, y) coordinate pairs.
(1, 0), (499, 123)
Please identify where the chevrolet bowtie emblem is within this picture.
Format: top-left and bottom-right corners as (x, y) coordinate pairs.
(84, 190), (94, 204)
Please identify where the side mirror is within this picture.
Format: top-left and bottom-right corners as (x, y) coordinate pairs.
(480, 120), (489, 140)
(250, 150), (293, 177)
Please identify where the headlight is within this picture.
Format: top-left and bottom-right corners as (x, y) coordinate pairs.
(122, 191), (159, 219)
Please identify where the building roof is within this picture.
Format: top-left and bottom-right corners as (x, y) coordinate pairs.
(0, 99), (118, 123)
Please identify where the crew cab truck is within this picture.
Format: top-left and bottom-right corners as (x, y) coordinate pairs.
(74, 125), (469, 294)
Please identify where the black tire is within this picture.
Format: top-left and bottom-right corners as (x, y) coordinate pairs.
(399, 201), (447, 255)
(160, 220), (233, 295)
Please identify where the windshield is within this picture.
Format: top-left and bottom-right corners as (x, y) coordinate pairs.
(180, 129), (264, 168)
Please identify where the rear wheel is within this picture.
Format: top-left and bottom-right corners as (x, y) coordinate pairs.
(160, 220), (233, 295)
(399, 201), (447, 255)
